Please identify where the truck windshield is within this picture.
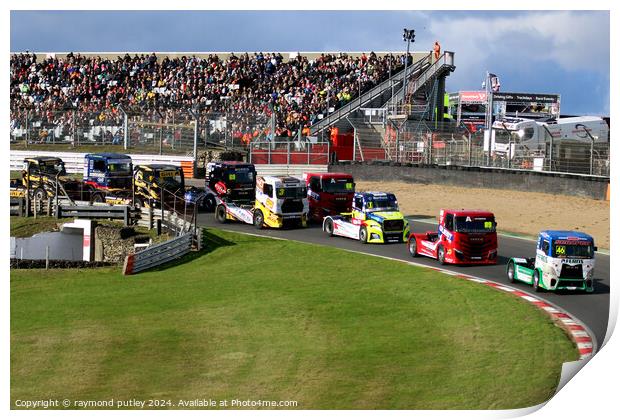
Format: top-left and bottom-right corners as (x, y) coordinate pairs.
(226, 170), (254, 184)
(276, 186), (307, 199)
(552, 241), (594, 258)
(455, 216), (496, 233)
(322, 178), (355, 193)
(494, 130), (520, 145)
(107, 162), (132, 173)
(366, 198), (399, 212)
(42, 161), (66, 175)
(157, 170), (183, 186)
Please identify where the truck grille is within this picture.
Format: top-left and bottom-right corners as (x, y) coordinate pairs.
(559, 264), (583, 279)
(281, 199), (304, 213)
(456, 235), (496, 259)
(383, 219), (404, 232)
(559, 280), (585, 288)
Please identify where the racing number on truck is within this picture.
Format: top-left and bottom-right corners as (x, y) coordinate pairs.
(555, 246), (566, 255)
(229, 174), (236, 181)
(484, 221), (492, 229)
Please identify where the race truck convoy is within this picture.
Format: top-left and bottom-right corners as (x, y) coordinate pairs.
(204, 161), (257, 211)
(322, 192), (410, 244)
(407, 209), (498, 265)
(215, 175), (309, 229)
(303, 172), (355, 223)
(506, 230), (596, 293)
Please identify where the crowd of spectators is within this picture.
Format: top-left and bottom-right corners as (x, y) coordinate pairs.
(10, 51), (413, 139)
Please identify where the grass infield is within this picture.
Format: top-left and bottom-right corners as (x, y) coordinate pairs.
(10, 228), (578, 409)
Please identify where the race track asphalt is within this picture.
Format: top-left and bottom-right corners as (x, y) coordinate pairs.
(197, 213), (610, 350)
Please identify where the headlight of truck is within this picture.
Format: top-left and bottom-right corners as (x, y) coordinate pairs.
(586, 270), (594, 280)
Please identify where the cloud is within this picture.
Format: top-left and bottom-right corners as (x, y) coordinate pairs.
(425, 11), (609, 88)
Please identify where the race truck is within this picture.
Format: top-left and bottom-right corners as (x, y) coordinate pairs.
(83, 153), (134, 203)
(132, 164), (186, 210)
(215, 175), (308, 229)
(13, 156), (89, 202)
(407, 209), (498, 265)
(506, 230), (596, 293)
(322, 192), (410, 244)
(303, 172), (355, 223)
(203, 161), (257, 211)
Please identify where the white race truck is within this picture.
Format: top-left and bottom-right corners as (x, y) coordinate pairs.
(215, 175), (309, 229)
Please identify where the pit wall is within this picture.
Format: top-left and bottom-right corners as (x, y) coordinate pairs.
(329, 162), (609, 200)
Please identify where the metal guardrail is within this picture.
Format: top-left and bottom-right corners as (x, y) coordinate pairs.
(57, 205), (133, 225)
(123, 233), (193, 275)
(309, 53), (432, 135)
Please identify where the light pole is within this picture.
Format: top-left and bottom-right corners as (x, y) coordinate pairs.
(402, 28), (416, 111)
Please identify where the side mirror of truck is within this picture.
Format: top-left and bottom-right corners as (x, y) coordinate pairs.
(594, 246), (598, 252)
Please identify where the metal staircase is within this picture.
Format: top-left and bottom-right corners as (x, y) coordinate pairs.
(309, 53), (433, 136)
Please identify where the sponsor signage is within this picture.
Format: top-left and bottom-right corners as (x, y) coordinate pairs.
(459, 91), (487, 103)
(492, 92), (560, 103)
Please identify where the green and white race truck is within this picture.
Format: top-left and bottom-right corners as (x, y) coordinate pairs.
(506, 230), (596, 293)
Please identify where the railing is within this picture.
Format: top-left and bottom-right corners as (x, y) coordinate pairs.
(249, 139), (331, 165)
(387, 52), (455, 112)
(309, 53), (432, 135)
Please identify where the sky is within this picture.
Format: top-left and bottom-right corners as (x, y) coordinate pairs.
(9, 10), (610, 116)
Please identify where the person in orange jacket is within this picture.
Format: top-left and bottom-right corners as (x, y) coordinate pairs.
(433, 41), (441, 61)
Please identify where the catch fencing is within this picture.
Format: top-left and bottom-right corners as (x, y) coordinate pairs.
(10, 107), (269, 157)
(356, 117), (610, 177)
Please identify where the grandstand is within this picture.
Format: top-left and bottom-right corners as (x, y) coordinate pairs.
(10, 50), (456, 163)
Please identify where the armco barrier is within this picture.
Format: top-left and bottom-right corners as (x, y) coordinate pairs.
(10, 150), (193, 174)
(331, 161), (610, 200)
(123, 233), (193, 275)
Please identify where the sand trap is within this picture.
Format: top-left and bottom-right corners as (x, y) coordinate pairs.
(356, 181), (610, 249)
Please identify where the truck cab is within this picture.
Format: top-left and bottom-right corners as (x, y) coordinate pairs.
(205, 161), (257, 210)
(133, 164), (185, 209)
(323, 192), (410, 244)
(507, 230), (596, 292)
(83, 153), (133, 192)
(408, 209), (498, 265)
(303, 172), (355, 223)
(253, 176), (308, 229)
(20, 156), (84, 201)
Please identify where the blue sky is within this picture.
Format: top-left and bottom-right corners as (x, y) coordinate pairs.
(10, 10), (610, 115)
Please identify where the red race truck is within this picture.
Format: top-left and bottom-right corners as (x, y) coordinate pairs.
(303, 172), (355, 223)
(407, 209), (498, 265)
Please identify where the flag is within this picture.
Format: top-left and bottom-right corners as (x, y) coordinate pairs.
(489, 73), (501, 92)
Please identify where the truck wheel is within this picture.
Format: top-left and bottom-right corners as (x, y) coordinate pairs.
(324, 219), (334, 236)
(204, 194), (216, 212)
(215, 205), (228, 224)
(34, 188), (47, 201)
(253, 210), (264, 229)
(437, 245), (446, 265)
(359, 227), (368, 244)
(532, 270), (542, 292)
(91, 193), (104, 204)
(507, 261), (516, 283)
(408, 239), (418, 257)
